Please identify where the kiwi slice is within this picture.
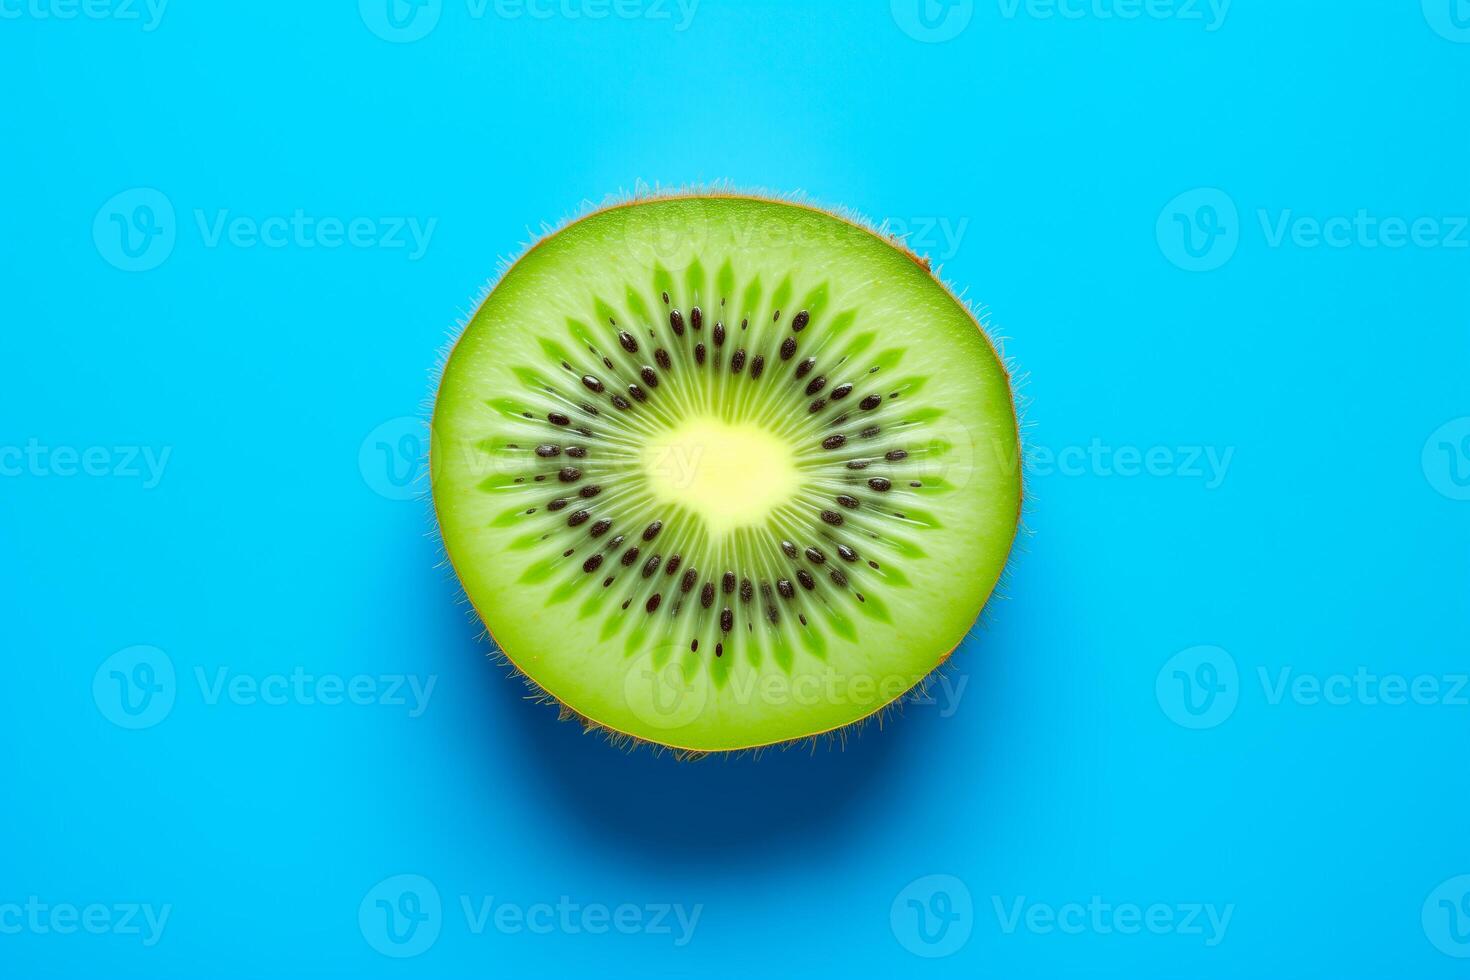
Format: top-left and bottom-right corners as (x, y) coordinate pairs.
(431, 195), (1020, 752)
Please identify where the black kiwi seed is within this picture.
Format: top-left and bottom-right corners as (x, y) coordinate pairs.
(781, 540), (798, 559)
(590, 519), (612, 537)
(720, 608), (733, 633)
(646, 593), (662, 613)
(548, 412), (570, 426)
(691, 307), (703, 330)
(750, 355), (765, 379)
(837, 544), (858, 562)
(836, 494), (860, 509)
(805, 547), (825, 563)
(621, 547), (640, 566)
(821, 510), (844, 526)
(780, 337), (797, 360)
(565, 446), (587, 458)
(611, 393), (632, 410)
(696, 343), (707, 365)
(655, 349), (671, 370)
(670, 310), (685, 336)
(640, 366), (659, 388)
(581, 375), (604, 393)
(680, 569), (697, 593)
(568, 509), (590, 526)
(830, 569), (848, 587)
(740, 578), (753, 602)
(808, 399), (826, 414)
(609, 534), (625, 548)
(713, 322), (726, 346)
(722, 571), (735, 594)
(859, 394), (882, 411)
(579, 485), (600, 498)
(715, 642), (724, 657)
(701, 582), (714, 608)
(575, 427), (592, 437)
(558, 466), (581, 483)
(795, 357), (816, 379)
(731, 349), (746, 373)
(792, 310), (810, 332)
(805, 376), (827, 397)
(831, 383), (853, 400)
(618, 330), (638, 353)
(822, 434), (846, 450)
(642, 554), (661, 577)
(661, 291), (669, 304)
(579, 402), (600, 417)
(886, 449), (908, 461)
(868, 477), (892, 492)
(643, 521), (663, 541)
(583, 554), (603, 573)
(777, 579), (795, 599)
(846, 459), (869, 470)
(796, 569), (816, 590)
(666, 554), (682, 575)
(627, 385), (646, 402)
(861, 425), (881, 438)
(548, 498), (568, 511)
(535, 444), (560, 457)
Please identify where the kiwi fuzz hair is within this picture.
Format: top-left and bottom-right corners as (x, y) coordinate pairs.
(421, 186), (1030, 757)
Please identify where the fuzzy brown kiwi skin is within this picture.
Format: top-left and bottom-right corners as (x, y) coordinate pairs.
(428, 189), (1026, 757)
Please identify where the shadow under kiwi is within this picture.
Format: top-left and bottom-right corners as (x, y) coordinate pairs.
(465, 629), (929, 870)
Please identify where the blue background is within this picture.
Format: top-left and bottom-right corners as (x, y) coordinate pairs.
(3, 1), (1468, 977)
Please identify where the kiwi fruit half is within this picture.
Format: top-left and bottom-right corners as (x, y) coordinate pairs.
(431, 194), (1020, 752)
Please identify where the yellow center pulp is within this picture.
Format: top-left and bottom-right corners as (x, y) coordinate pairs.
(640, 417), (799, 539)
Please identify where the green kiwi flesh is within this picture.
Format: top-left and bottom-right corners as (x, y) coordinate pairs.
(431, 195), (1020, 752)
